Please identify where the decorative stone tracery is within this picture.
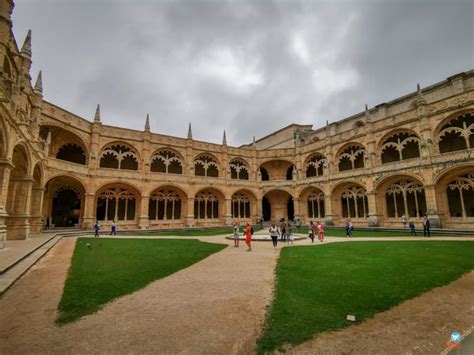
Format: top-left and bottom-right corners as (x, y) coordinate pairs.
(446, 173), (474, 218)
(341, 186), (368, 219)
(338, 144), (366, 171)
(231, 192), (251, 218)
(437, 113), (474, 153)
(229, 159), (249, 180)
(149, 189), (181, 221)
(96, 188), (137, 221)
(150, 150), (183, 174)
(194, 155), (219, 177)
(306, 153), (327, 177)
(194, 191), (219, 219)
(381, 132), (420, 163)
(385, 179), (426, 218)
(99, 144), (139, 170)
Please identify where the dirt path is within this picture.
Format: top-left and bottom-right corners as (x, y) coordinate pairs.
(0, 236), (278, 354)
(0, 235), (473, 354)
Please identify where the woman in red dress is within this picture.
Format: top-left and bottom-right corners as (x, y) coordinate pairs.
(245, 223), (252, 251)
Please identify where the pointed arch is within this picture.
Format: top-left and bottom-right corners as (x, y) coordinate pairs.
(379, 130), (421, 163)
(99, 142), (140, 170)
(150, 148), (184, 174)
(229, 158), (250, 180)
(194, 153), (219, 177)
(304, 152), (327, 177)
(435, 111), (474, 153)
(336, 143), (366, 171)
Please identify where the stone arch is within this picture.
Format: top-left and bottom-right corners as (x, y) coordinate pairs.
(229, 158), (250, 180)
(194, 153), (220, 178)
(331, 181), (368, 220)
(299, 186), (325, 221)
(99, 142), (140, 170)
(39, 125), (88, 165)
(376, 174), (427, 220)
(261, 189), (295, 222)
(259, 159), (295, 181)
(148, 185), (188, 225)
(304, 152), (327, 177)
(150, 148), (184, 174)
(434, 165), (474, 225)
(230, 189), (257, 220)
(95, 182), (141, 224)
(336, 143), (366, 172)
(379, 129), (421, 164)
(435, 111), (474, 153)
(194, 187), (225, 223)
(44, 175), (86, 229)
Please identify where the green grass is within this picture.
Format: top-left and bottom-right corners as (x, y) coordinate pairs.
(141, 227), (262, 237)
(257, 241), (474, 354)
(291, 227), (462, 237)
(57, 238), (226, 325)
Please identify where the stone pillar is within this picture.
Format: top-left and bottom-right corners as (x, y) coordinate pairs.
(138, 195), (149, 229)
(256, 198), (262, 222)
(82, 192), (95, 229)
(29, 186), (45, 233)
(6, 177), (33, 240)
(186, 197), (195, 227)
(0, 161), (12, 248)
(366, 191), (380, 227)
(324, 194), (336, 226)
(424, 185), (442, 228)
(224, 198), (232, 225)
(293, 197), (300, 221)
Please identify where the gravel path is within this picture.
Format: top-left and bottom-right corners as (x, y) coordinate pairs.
(0, 235), (472, 354)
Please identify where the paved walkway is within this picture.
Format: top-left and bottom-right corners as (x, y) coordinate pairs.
(0, 234), (473, 354)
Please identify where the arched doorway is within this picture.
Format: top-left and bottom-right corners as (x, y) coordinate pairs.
(262, 190), (294, 222)
(44, 176), (85, 229)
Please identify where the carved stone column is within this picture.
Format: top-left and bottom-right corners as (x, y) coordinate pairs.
(29, 186), (45, 233)
(82, 192), (96, 229)
(424, 184), (442, 228)
(293, 197), (300, 222)
(224, 198), (232, 225)
(324, 193), (336, 226)
(138, 195), (149, 229)
(6, 177), (33, 240)
(366, 191), (381, 227)
(186, 197), (195, 227)
(0, 161), (12, 248)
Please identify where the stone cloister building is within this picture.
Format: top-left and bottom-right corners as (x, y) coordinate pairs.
(1, 0), (473, 248)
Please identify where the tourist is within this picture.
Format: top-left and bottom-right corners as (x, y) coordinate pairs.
(233, 221), (240, 247)
(317, 221), (325, 242)
(269, 223), (279, 249)
(423, 216), (430, 237)
(93, 221), (100, 238)
(409, 221), (417, 236)
(280, 219), (287, 242)
(245, 222), (252, 251)
(345, 219), (353, 237)
(110, 220), (117, 236)
(308, 221), (315, 243)
(287, 222), (293, 245)
(401, 215), (407, 228)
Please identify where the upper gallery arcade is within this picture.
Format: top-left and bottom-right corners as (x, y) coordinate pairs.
(1, 0), (473, 247)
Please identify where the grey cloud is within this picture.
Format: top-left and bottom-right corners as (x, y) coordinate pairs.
(12, 0), (473, 145)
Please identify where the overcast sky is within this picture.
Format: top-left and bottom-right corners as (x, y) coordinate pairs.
(12, 0), (474, 146)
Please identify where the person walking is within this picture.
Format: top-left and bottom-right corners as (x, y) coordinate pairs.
(409, 221), (417, 236)
(287, 222), (293, 245)
(345, 219), (353, 237)
(423, 216), (430, 237)
(110, 220), (117, 236)
(308, 221), (315, 243)
(94, 221), (100, 238)
(280, 219), (287, 242)
(233, 221), (240, 247)
(269, 223), (279, 249)
(245, 222), (252, 251)
(317, 221), (325, 242)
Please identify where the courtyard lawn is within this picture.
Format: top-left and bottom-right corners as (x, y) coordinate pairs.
(140, 226), (262, 237)
(257, 241), (474, 354)
(57, 238), (226, 325)
(291, 226), (463, 237)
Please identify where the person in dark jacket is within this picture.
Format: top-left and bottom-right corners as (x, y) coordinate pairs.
(423, 216), (430, 237)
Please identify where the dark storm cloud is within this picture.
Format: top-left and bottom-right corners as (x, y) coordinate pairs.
(12, 0), (473, 145)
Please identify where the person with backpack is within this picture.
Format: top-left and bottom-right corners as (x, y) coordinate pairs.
(269, 223), (279, 249)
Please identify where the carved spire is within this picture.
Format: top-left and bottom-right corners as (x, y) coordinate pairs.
(20, 29), (32, 58)
(94, 104), (101, 123)
(145, 113), (150, 132)
(364, 104), (371, 122)
(222, 130), (227, 145)
(252, 136), (256, 147)
(417, 83), (422, 97)
(187, 122), (193, 139)
(415, 83), (427, 106)
(34, 71), (42, 95)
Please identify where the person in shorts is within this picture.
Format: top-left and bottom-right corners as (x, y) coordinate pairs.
(233, 221), (240, 247)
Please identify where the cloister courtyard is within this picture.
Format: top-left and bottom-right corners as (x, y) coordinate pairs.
(1, 230), (473, 354)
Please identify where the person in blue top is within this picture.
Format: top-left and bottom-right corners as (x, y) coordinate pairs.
(110, 221), (117, 236)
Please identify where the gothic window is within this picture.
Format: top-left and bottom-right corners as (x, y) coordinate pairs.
(446, 173), (474, 218)
(56, 143), (86, 165)
(338, 144), (366, 171)
(307, 190), (325, 219)
(96, 188), (136, 221)
(231, 193), (251, 218)
(149, 190), (181, 221)
(150, 150), (183, 174)
(438, 113), (474, 153)
(194, 155), (219, 177)
(381, 132), (420, 164)
(194, 191), (219, 219)
(341, 186), (368, 218)
(229, 159), (249, 180)
(99, 144), (139, 170)
(260, 167), (269, 181)
(306, 153), (327, 177)
(385, 180), (427, 218)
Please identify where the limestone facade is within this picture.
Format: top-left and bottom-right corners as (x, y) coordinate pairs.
(1, 0), (473, 248)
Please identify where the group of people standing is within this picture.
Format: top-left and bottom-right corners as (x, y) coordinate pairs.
(308, 221), (325, 242)
(402, 215), (432, 237)
(268, 219), (295, 249)
(232, 221), (253, 251)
